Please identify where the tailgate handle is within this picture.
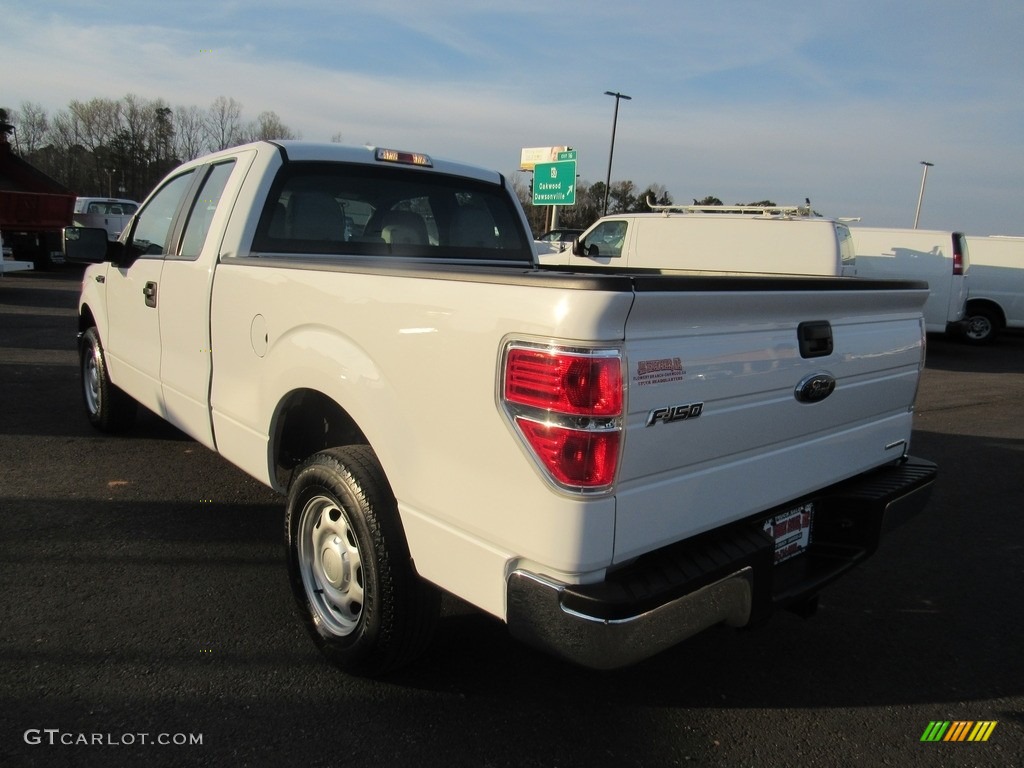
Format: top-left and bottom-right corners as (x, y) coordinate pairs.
(798, 321), (833, 358)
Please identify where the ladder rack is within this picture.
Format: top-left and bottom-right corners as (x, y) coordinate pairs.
(645, 196), (812, 218)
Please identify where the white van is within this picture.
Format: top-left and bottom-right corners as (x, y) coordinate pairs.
(849, 227), (969, 335)
(962, 235), (1024, 344)
(537, 204), (856, 277)
(73, 197), (139, 242)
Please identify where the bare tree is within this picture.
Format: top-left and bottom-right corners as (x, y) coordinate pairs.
(174, 104), (207, 160)
(243, 110), (298, 142)
(68, 98), (121, 153)
(14, 102), (51, 155)
(47, 107), (90, 192)
(205, 96), (243, 151)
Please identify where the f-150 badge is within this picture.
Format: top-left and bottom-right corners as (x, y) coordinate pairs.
(646, 402), (704, 426)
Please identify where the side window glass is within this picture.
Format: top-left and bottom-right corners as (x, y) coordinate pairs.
(584, 220), (627, 258)
(131, 171), (195, 256)
(837, 224), (855, 267)
(180, 161), (236, 259)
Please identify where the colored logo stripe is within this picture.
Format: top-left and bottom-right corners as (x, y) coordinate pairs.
(920, 721), (997, 742)
(921, 721), (949, 742)
(968, 722), (997, 742)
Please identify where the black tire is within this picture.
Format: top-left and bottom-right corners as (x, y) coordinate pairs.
(964, 306), (999, 345)
(285, 445), (440, 676)
(80, 327), (137, 431)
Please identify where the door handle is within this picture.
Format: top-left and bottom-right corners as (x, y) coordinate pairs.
(143, 281), (158, 308)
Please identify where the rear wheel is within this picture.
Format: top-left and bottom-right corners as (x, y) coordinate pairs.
(80, 327), (137, 431)
(285, 445), (440, 676)
(964, 306), (999, 345)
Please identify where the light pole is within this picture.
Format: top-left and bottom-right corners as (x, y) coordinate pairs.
(603, 91), (631, 216)
(913, 161), (934, 229)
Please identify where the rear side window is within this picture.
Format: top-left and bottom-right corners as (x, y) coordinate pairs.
(179, 161), (236, 259)
(252, 162), (532, 263)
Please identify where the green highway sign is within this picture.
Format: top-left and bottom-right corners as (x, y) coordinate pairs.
(556, 150), (577, 161)
(533, 159), (577, 206)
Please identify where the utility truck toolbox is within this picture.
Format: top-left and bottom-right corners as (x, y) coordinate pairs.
(74, 140), (937, 675)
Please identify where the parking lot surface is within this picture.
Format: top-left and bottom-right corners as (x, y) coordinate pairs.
(1, 268), (1021, 767)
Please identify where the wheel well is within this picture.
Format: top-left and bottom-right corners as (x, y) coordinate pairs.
(965, 298), (1006, 328)
(79, 305), (97, 334)
(272, 389), (368, 489)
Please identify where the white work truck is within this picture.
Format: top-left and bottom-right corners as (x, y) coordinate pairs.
(73, 141), (937, 676)
(539, 203), (857, 277)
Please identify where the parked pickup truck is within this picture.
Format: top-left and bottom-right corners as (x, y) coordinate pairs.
(73, 141), (937, 676)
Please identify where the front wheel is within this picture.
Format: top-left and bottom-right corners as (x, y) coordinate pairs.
(285, 446), (440, 676)
(80, 327), (137, 431)
(964, 307), (999, 345)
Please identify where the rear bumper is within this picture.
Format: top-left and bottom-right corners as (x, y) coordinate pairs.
(506, 456), (937, 669)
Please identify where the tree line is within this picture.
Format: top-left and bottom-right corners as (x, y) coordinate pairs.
(3, 94), (771, 237)
(1, 95), (298, 201)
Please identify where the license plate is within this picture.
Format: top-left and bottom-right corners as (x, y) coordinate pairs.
(763, 502), (814, 564)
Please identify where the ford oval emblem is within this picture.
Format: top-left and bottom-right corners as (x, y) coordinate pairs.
(795, 373), (836, 403)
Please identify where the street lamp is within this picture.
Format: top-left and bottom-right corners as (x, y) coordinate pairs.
(913, 161), (934, 229)
(603, 90), (631, 216)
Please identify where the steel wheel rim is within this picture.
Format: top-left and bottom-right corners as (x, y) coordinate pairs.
(83, 346), (101, 415)
(966, 315), (992, 340)
(298, 494), (364, 636)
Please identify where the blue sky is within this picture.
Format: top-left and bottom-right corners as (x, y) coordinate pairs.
(3, 0), (1023, 235)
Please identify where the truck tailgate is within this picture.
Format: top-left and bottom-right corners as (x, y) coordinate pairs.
(614, 276), (928, 563)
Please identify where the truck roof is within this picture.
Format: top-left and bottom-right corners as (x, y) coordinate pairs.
(185, 140), (506, 187)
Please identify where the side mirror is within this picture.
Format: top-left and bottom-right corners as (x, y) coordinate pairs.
(571, 236), (585, 257)
(63, 227), (109, 263)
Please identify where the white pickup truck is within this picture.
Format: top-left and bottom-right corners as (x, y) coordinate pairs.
(73, 141), (937, 676)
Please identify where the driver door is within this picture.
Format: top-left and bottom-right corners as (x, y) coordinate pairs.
(103, 170), (197, 416)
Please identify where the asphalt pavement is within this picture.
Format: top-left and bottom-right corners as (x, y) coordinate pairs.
(1, 267), (1021, 768)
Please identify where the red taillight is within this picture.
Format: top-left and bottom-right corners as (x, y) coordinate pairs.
(953, 249), (964, 276)
(515, 420), (620, 487)
(502, 344), (623, 492)
(505, 348), (622, 416)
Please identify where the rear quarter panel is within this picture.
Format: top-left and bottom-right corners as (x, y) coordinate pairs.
(208, 261), (635, 615)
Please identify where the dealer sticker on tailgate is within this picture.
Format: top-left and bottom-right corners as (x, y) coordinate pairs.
(763, 502), (814, 564)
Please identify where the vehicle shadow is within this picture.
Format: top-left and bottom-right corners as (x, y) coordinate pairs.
(1, 427), (1019, 766)
(925, 329), (1024, 374)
